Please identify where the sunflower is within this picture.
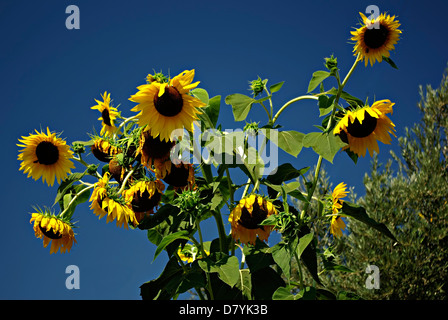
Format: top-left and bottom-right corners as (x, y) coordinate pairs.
(18, 127), (75, 187)
(30, 208), (77, 254)
(137, 129), (174, 172)
(90, 137), (121, 162)
(123, 180), (165, 223)
(129, 70), (206, 142)
(91, 91), (120, 137)
(89, 172), (138, 229)
(229, 194), (277, 245)
(333, 100), (396, 157)
(159, 161), (195, 190)
(330, 182), (348, 238)
(177, 243), (209, 264)
(351, 12), (401, 67)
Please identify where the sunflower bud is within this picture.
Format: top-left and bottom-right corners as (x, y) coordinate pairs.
(244, 122), (259, 136)
(249, 77), (266, 97)
(147, 72), (168, 84)
(324, 55), (338, 74)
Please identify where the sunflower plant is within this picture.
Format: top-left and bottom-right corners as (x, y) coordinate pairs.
(18, 10), (401, 300)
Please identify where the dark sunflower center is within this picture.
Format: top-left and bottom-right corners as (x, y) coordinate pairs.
(142, 132), (174, 159)
(363, 23), (389, 50)
(154, 86), (183, 117)
(346, 112), (378, 138)
(162, 164), (190, 187)
(131, 189), (161, 213)
(101, 109), (112, 126)
(39, 224), (62, 239)
(238, 200), (268, 230)
(35, 141), (59, 165)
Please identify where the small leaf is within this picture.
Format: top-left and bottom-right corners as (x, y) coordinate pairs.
(191, 88), (209, 105)
(225, 94), (256, 122)
(153, 231), (190, 261)
(269, 81), (285, 94)
(307, 71), (331, 93)
(296, 232), (314, 259)
(303, 132), (347, 163)
(272, 287), (297, 300)
(382, 56), (398, 69)
(206, 95), (221, 128)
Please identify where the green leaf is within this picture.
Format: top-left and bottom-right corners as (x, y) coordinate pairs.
(272, 287), (297, 300)
(225, 94), (256, 122)
(153, 230), (191, 261)
(303, 132), (347, 163)
(382, 56), (398, 69)
(191, 88), (209, 105)
(251, 266), (286, 300)
(327, 88), (364, 107)
(54, 172), (86, 205)
(206, 95), (221, 128)
(198, 255), (240, 288)
(270, 130), (304, 157)
(296, 232), (314, 259)
(243, 239), (275, 273)
(318, 95), (336, 117)
(341, 201), (398, 242)
(235, 269), (252, 300)
(269, 81), (285, 94)
(270, 242), (291, 279)
(266, 163), (309, 185)
(307, 70), (331, 93)
(140, 257), (183, 300)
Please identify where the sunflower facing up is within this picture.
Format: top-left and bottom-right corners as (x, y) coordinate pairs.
(91, 91), (120, 137)
(329, 182), (348, 238)
(89, 172), (138, 229)
(129, 70), (206, 142)
(229, 194), (278, 245)
(18, 127), (75, 187)
(123, 179), (165, 223)
(333, 99), (396, 157)
(351, 12), (401, 67)
(30, 208), (77, 254)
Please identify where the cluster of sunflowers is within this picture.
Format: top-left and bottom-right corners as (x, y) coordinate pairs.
(18, 11), (401, 299)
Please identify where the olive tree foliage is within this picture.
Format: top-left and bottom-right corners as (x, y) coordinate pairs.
(292, 67), (448, 299)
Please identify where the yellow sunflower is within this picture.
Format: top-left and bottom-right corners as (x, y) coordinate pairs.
(18, 127), (75, 187)
(333, 100), (396, 157)
(89, 172), (138, 229)
(30, 208), (77, 254)
(123, 180), (165, 223)
(90, 136), (121, 162)
(229, 194), (277, 245)
(137, 129), (174, 172)
(129, 70), (206, 142)
(91, 91), (120, 137)
(330, 182), (348, 238)
(158, 161), (196, 191)
(351, 12), (401, 67)
(177, 243), (210, 264)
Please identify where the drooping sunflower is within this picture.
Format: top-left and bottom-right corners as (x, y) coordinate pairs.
(333, 99), (396, 157)
(351, 12), (401, 67)
(91, 91), (120, 137)
(330, 182), (348, 238)
(137, 129), (174, 172)
(89, 172), (138, 229)
(123, 179), (165, 223)
(18, 127), (75, 187)
(90, 136), (121, 162)
(129, 70), (206, 142)
(159, 161), (196, 190)
(229, 194), (278, 245)
(30, 208), (77, 254)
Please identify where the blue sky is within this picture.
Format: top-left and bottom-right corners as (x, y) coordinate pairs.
(1, 0), (447, 299)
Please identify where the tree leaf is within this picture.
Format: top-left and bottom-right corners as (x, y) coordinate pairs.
(303, 132), (347, 163)
(307, 70), (331, 93)
(341, 201), (398, 242)
(225, 94), (256, 122)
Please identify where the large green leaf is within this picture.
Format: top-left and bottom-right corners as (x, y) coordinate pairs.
(235, 269), (252, 300)
(270, 130), (304, 157)
(270, 242), (291, 279)
(153, 230), (191, 261)
(225, 94), (256, 122)
(198, 254), (240, 288)
(307, 70), (331, 93)
(54, 171), (86, 205)
(140, 257), (183, 300)
(206, 95), (221, 128)
(341, 201), (398, 242)
(266, 163), (309, 185)
(303, 131), (347, 163)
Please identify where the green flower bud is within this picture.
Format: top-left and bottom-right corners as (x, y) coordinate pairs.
(324, 55), (338, 73)
(249, 77), (266, 97)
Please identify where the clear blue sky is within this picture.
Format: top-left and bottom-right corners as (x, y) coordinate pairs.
(1, 0), (447, 299)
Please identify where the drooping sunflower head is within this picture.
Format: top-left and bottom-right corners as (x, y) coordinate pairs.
(137, 129), (175, 170)
(229, 194), (278, 245)
(89, 172), (138, 229)
(90, 136), (121, 162)
(30, 207), (77, 254)
(329, 182), (348, 238)
(123, 179), (165, 223)
(351, 12), (401, 66)
(129, 70), (206, 142)
(333, 99), (396, 157)
(159, 161), (196, 190)
(18, 127), (75, 187)
(91, 91), (120, 137)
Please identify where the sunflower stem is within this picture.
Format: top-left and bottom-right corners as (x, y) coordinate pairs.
(117, 169), (134, 194)
(59, 184), (95, 219)
(272, 95), (319, 124)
